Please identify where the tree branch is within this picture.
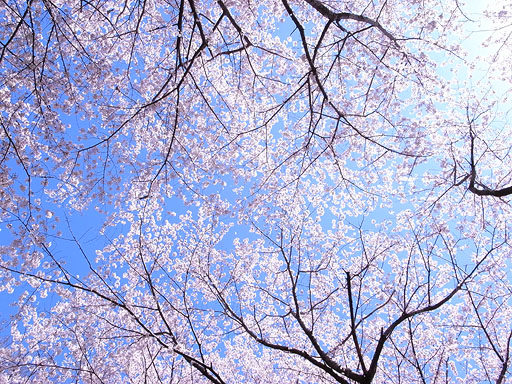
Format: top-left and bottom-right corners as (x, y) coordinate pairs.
(303, 0), (397, 42)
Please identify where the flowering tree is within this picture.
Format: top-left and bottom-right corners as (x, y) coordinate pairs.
(1, 0), (512, 382)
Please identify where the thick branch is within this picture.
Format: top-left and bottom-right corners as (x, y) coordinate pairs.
(303, 0), (396, 41)
(468, 181), (512, 197)
(347, 272), (368, 374)
(468, 126), (512, 197)
(496, 330), (512, 384)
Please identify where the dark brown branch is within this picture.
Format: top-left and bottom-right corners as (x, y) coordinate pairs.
(0, 0), (34, 63)
(346, 272), (368, 375)
(174, 350), (227, 384)
(303, 0), (397, 42)
(469, 180), (512, 197)
(468, 124), (512, 197)
(496, 330), (512, 384)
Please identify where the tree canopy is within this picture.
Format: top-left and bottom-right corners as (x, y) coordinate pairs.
(1, 0), (512, 383)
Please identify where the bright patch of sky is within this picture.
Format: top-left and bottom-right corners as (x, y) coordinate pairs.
(458, 0), (511, 98)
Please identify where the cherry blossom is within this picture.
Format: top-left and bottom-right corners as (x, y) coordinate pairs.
(1, 0), (512, 382)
